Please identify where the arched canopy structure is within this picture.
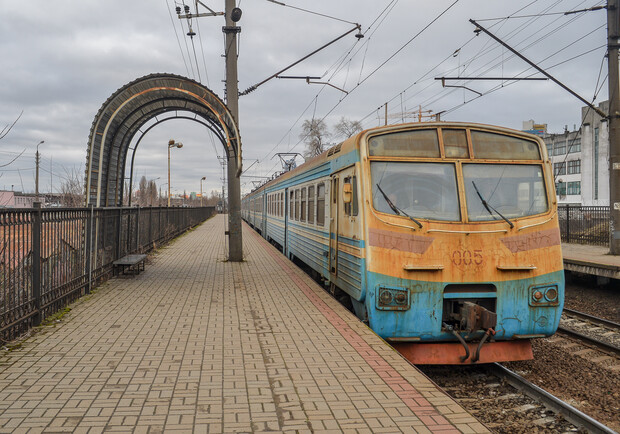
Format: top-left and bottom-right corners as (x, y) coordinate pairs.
(85, 73), (241, 206)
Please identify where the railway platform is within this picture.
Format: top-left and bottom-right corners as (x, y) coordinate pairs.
(0, 214), (487, 433)
(562, 243), (620, 281)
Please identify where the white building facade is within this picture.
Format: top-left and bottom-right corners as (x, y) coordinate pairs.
(523, 100), (610, 206)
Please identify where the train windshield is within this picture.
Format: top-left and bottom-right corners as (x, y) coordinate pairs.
(371, 162), (460, 221)
(463, 164), (548, 221)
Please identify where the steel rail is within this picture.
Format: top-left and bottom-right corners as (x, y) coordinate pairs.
(556, 326), (620, 357)
(490, 363), (617, 434)
(563, 308), (620, 330)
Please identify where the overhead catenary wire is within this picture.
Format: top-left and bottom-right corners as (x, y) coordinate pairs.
(361, 0), (604, 127)
(166, 0), (191, 77)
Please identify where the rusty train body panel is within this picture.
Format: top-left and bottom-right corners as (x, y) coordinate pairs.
(242, 122), (564, 364)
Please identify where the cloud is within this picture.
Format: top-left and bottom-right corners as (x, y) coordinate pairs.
(0, 0), (609, 196)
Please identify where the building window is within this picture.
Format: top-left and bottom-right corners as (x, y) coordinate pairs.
(546, 143), (552, 157)
(556, 182), (566, 196)
(554, 162), (566, 176)
(567, 159), (581, 174)
(554, 141), (566, 156)
(567, 181), (581, 195)
(317, 183), (325, 226)
(568, 138), (581, 153)
(594, 127), (599, 200)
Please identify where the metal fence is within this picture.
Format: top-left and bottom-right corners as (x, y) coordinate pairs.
(558, 205), (610, 246)
(0, 205), (214, 342)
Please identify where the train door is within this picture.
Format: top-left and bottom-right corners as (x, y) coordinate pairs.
(329, 176), (339, 275)
(284, 187), (289, 257)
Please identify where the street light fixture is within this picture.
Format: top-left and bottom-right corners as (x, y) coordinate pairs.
(200, 176), (206, 206)
(35, 140), (44, 204)
(167, 140), (183, 207)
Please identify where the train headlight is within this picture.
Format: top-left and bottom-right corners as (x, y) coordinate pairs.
(376, 286), (410, 311)
(529, 284), (560, 307)
(544, 287), (558, 302)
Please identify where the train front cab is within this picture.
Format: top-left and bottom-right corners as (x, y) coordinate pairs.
(358, 124), (564, 364)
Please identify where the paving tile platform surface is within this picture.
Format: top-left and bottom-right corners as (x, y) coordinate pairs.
(0, 215), (488, 433)
(562, 243), (620, 269)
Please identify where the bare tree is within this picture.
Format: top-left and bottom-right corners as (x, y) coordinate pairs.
(0, 111), (23, 141)
(334, 117), (363, 139)
(138, 176), (148, 207)
(300, 118), (330, 158)
(147, 180), (157, 206)
(0, 112), (26, 169)
(59, 166), (85, 207)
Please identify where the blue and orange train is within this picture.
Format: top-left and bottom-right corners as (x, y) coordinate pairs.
(242, 122), (564, 364)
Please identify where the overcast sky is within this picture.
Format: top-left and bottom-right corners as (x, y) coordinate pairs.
(0, 0), (609, 199)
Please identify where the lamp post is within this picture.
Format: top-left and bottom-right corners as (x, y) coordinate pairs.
(200, 176), (206, 206)
(35, 140), (44, 203)
(167, 140), (183, 207)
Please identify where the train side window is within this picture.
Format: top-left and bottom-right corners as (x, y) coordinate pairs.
(301, 188), (306, 222)
(308, 186), (315, 224)
(317, 183), (325, 226)
(289, 191), (294, 219)
(294, 189), (299, 221)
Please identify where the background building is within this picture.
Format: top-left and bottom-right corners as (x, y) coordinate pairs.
(523, 100), (609, 206)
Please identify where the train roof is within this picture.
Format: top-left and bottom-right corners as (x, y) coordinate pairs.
(244, 121), (545, 197)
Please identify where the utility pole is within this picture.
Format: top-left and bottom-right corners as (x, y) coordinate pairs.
(224, 0), (243, 261)
(35, 140), (44, 203)
(608, 0), (620, 254)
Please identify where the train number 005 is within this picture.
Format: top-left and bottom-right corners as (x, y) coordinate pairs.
(450, 249), (483, 266)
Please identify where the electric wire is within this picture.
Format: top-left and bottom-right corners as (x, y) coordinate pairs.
(264, 0), (358, 26)
(379, 0), (602, 124)
(166, 0), (191, 76)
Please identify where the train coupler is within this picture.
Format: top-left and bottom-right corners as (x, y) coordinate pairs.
(460, 302), (497, 333)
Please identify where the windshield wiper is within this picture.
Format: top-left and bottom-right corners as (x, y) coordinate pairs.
(376, 184), (423, 228)
(471, 181), (514, 229)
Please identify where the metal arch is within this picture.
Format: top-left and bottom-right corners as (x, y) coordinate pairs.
(125, 115), (227, 206)
(105, 100), (228, 206)
(105, 99), (229, 206)
(85, 73), (241, 207)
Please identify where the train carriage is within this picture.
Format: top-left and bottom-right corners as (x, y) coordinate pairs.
(242, 122), (564, 364)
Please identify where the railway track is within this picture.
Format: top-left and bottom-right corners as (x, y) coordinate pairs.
(489, 363), (616, 434)
(559, 308), (620, 357)
(421, 363), (617, 434)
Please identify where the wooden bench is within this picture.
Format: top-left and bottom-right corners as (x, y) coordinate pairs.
(112, 254), (147, 276)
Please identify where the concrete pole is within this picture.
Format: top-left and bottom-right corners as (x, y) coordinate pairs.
(608, 0), (620, 254)
(168, 143), (171, 207)
(224, 0), (243, 261)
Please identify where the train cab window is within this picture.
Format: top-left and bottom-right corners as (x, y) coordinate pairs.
(463, 164), (548, 221)
(368, 129), (440, 158)
(308, 186), (315, 224)
(371, 162), (460, 221)
(317, 183), (325, 226)
(471, 131), (541, 160)
(289, 191), (294, 219)
(442, 129), (469, 158)
(294, 189), (300, 221)
(301, 188), (306, 222)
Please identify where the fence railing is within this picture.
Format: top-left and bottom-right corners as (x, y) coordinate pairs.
(558, 205), (610, 247)
(0, 205), (214, 342)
